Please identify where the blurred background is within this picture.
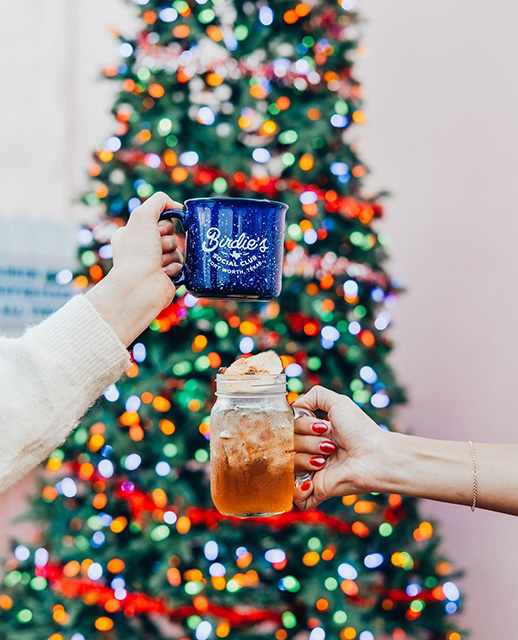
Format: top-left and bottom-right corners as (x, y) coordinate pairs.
(1, 1), (517, 637)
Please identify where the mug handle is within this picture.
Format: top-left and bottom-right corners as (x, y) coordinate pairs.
(293, 407), (315, 488)
(160, 208), (187, 286)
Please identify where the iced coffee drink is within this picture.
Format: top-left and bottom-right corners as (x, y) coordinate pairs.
(210, 351), (295, 517)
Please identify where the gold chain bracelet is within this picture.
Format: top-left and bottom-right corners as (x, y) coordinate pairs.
(468, 441), (478, 512)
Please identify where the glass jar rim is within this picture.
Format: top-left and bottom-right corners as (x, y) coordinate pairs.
(215, 373), (287, 395)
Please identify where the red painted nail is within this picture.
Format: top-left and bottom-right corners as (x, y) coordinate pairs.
(312, 422), (328, 435)
(319, 440), (336, 454)
(300, 480), (312, 491)
(310, 456), (326, 468)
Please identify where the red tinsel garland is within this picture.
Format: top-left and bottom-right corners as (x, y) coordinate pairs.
(186, 506), (353, 533)
(42, 560), (442, 624)
(99, 151), (382, 223)
(50, 569), (283, 624)
(113, 481), (352, 533)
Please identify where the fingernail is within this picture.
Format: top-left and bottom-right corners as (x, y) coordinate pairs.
(310, 456), (326, 468)
(312, 422), (327, 435)
(319, 440), (336, 454)
(300, 480), (312, 491)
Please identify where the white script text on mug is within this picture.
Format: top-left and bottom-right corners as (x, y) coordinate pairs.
(201, 227), (269, 253)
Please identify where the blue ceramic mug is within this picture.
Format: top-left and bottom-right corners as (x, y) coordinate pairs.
(159, 197), (288, 301)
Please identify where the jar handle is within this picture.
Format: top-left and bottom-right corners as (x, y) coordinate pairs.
(293, 407), (315, 487)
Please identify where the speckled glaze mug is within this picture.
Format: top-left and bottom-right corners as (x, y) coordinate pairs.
(159, 197), (288, 301)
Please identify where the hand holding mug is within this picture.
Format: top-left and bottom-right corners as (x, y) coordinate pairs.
(85, 192), (183, 347)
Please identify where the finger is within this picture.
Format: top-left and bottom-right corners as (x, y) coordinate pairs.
(294, 453), (327, 473)
(129, 192), (183, 225)
(294, 416), (330, 437)
(161, 234), (178, 253)
(163, 262), (183, 278)
(162, 249), (183, 267)
(293, 480), (319, 511)
(295, 434), (336, 456)
(293, 385), (348, 415)
(158, 219), (176, 235)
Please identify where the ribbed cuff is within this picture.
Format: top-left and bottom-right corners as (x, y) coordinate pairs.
(26, 295), (131, 396)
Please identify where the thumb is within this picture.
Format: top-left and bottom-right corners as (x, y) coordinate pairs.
(128, 192), (182, 226)
(293, 385), (344, 415)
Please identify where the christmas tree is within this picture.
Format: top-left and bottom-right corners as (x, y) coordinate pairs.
(0, 1), (463, 639)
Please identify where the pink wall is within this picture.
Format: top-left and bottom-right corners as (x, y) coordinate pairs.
(1, 1), (517, 637)
(358, 1), (518, 636)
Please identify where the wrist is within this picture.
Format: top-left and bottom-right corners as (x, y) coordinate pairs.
(333, 428), (395, 497)
(372, 431), (475, 507)
(108, 267), (165, 302)
(85, 270), (171, 347)
(372, 431), (409, 495)
(361, 428), (398, 495)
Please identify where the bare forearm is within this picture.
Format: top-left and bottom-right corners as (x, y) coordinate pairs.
(377, 432), (518, 516)
(85, 269), (167, 347)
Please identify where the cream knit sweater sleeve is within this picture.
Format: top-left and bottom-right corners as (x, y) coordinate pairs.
(0, 295), (131, 492)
